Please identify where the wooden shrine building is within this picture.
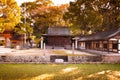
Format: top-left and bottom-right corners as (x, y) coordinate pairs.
(77, 28), (120, 53)
(42, 27), (72, 48)
(0, 30), (22, 48)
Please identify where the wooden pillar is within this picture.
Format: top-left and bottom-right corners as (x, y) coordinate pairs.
(72, 43), (75, 54)
(112, 41), (113, 52)
(4, 37), (7, 47)
(75, 39), (78, 49)
(118, 40), (120, 53)
(24, 33), (27, 45)
(91, 41), (94, 49)
(92, 41), (94, 49)
(44, 43), (46, 56)
(41, 37), (44, 49)
(107, 40), (109, 53)
(72, 42), (75, 62)
(84, 42), (86, 49)
(102, 41), (103, 51)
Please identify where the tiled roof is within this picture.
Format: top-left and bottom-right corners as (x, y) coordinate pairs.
(46, 27), (71, 36)
(79, 28), (120, 41)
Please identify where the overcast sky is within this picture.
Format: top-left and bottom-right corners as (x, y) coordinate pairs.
(15, 0), (75, 6)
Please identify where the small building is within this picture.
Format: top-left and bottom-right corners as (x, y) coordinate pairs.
(77, 28), (120, 53)
(0, 30), (12, 47)
(42, 27), (72, 48)
(0, 30), (22, 48)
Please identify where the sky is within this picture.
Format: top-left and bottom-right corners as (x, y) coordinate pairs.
(15, 0), (75, 6)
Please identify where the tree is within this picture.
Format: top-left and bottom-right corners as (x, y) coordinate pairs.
(15, 22), (33, 35)
(32, 4), (68, 38)
(0, 0), (21, 32)
(64, 0), (120, 35)
(96, 0), (120, 30)
(21, 0), (68, 38)
(20, 0), (53, 38)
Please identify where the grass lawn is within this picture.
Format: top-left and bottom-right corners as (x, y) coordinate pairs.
(0, 64), (120, 80)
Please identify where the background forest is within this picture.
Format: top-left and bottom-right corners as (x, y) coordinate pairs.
(0, 0), (120, 37)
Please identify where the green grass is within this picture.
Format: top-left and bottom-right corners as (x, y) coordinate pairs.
(0, 64), (120, 80)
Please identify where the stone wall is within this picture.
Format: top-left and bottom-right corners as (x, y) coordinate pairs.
(68, 56), (102, 63)
(102, 55), (120, 63)
(0, 55), (102, 63)
(0, 55), (50, 63)
(0, 55), (120, 63)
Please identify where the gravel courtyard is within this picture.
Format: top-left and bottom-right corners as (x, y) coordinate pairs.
(0, 47), (94, 56)
(1, 47), (120, 63)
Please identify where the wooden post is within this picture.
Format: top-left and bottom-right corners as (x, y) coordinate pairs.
(72, 42), (75, 54)
(43, 43), (47, 63)
(118, 40), (120, 53)
(107, 40), (109, 54)
(75, 39), (78, 49)
(72, 43), (75, 62)
(24, 33), (26, 45)
(44, 43), (46, 56)
(41, 37), (43, 49)
(4, 37), (7, 47)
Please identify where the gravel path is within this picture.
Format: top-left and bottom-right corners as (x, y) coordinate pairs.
(0, 47), (95, 56)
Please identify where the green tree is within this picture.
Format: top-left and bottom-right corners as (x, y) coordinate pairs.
(15, 22), (33, 35)
(96, 0), (120, 30)
(0, 0), (21, 32)
(64, 0), (120, 35)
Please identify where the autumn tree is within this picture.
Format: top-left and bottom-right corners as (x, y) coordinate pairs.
(0, 0), (21, 32)
(20, 0), (53, 38)
(21, 0), (68, 38)
(31, 4), (68, 37)
(64, 0), (120, 35)
(15, 8), (33, 36)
